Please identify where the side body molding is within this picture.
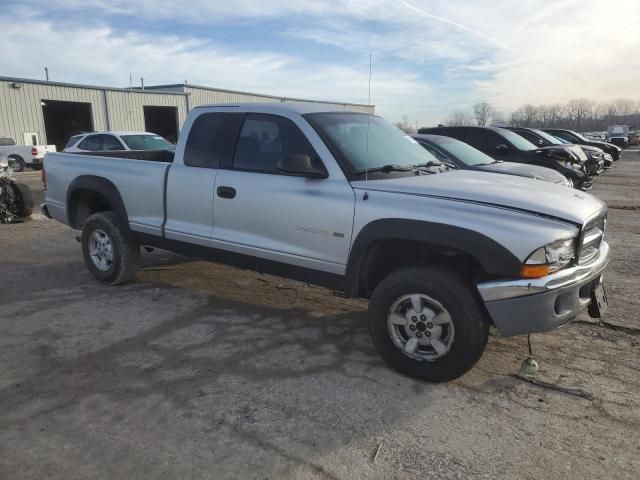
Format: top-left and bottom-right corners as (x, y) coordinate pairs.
(345, 218), (523, 297)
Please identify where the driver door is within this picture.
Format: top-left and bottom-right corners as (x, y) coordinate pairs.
(212, 113), (355, 274)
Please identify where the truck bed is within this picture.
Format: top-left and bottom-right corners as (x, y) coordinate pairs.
(44, 151), (170, 237)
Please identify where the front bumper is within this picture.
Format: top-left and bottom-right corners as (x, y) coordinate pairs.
(477, 241), (610, 336)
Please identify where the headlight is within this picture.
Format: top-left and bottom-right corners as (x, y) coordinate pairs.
(587, 150), (602, 160)
(563, 161), (582, 170)
(604, 153), (613, 160)
(520, 238), (576, 278)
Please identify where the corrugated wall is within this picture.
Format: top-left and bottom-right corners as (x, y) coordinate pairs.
(0, 78), (373, 146)
(0, 79), (107, 145)
(105, 91), (188, 132)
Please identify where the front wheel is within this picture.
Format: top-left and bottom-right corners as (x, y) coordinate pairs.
(369, 266), (489, 382)
(81, 211), (140, 285)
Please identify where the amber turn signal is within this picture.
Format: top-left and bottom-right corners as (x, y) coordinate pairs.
(520, 264), (551, 278)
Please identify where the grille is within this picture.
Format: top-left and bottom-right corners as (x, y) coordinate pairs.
(579, 211), (606, 264)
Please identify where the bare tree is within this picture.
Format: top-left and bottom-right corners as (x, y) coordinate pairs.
(446, 110), (475, 126)
(473, 102), (494, 126)
(566, 98), (594, 130)
(393, 115), (416, 133)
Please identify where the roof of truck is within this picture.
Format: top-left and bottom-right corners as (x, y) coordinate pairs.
(193, 102), (369, 115)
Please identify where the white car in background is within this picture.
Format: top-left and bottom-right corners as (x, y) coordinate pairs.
(0, 137), (56, 172)
(63, 132), (175, 153)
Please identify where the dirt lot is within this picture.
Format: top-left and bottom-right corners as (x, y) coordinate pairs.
(1, 153), (639, 479)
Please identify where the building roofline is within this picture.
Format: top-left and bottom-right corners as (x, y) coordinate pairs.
(0, 76), (188, 95)
(143, 83), (374, 108)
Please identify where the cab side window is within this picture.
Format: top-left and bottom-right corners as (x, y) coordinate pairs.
(233, 114), (320, 174)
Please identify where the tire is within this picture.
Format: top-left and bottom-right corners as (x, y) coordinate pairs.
(31, 164), (43, 171)
(9, 183), (34, 217)
(369, 265), (489, 382)
(81, 211), (140, 285)
(9, 156), (25, 173)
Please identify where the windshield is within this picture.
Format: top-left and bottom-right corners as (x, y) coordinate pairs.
(531, 129), (562, 145)
(121, 134), (175, 151)
(495, 129), (537, 151)
(305, 112), (439, 174)
(432, 138), (496, 166)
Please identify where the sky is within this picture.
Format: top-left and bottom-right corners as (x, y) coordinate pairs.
(1, 0), (639, 126)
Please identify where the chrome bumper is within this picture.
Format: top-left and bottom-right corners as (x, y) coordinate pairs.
(478, 241), (609, 302)
(477, 242), (610, 337)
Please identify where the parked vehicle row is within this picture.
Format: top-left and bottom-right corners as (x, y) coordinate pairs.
(417, 125), (622, 190)
(41, 103), (610, 383)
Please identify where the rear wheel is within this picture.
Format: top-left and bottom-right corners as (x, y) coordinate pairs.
(31, 164), (43, 171)
(81, 211), (140, 285)
(369, 266), (489, 382)
(9, 156), (25, 172)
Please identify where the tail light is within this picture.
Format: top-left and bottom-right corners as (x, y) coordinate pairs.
(31, 147), (38, 156)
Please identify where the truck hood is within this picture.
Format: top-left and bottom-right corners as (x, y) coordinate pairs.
(476, 161), (567, 184)
(351, 170), (605, 225)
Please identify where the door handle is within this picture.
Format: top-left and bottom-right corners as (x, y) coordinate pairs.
(217, 186), (236, 199)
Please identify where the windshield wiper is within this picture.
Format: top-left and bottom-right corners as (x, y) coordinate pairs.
(355, 164), (414, 175)
(413, 161), (442, 168)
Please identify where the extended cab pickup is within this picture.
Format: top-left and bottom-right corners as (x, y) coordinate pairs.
(0, 137), (56, 172)
(42, 103), (610, 381)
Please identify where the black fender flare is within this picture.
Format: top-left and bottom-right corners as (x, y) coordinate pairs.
(66, 175), (128, 228)
(345, 218), (522, 297)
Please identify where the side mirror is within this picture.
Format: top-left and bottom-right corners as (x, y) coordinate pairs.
(278, 154), (328, 179)
(496, 144), (510, 152)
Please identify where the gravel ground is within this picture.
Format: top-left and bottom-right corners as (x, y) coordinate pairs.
(1, 152), (639, 479)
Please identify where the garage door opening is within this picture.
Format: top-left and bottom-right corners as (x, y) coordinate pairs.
(144, 106), (179, 144)
(42, 100), (93, 151)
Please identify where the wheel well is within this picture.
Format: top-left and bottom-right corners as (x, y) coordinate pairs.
(68, 189), (112, 228)
(353, 239), (496, 299)
(8, 154), (24, 162)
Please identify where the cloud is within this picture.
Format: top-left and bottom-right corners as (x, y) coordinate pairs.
(0, 8), (425, 112)
(2, 0), (639, 125)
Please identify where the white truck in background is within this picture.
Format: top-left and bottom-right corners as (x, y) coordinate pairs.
(0, 136), (56, 172)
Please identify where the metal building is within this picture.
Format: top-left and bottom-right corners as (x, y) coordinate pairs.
(0, 76), (374, 151)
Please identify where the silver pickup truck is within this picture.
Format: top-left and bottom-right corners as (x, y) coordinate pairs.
(42, 103), (610, 381)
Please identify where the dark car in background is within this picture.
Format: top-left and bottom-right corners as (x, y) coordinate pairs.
(507, 127), (607, 173)
(418, 126), (592, 189)
(543, 128), (622, 161)
(410, 134), (570, 186)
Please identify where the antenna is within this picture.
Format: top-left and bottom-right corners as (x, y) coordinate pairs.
(44, 67), (49, 81)
(363, 52), (372, 190)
